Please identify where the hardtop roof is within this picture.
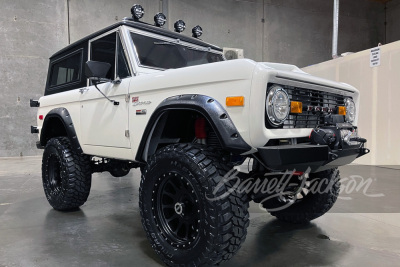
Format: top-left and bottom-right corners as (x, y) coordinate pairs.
(50, 19), (223, 59)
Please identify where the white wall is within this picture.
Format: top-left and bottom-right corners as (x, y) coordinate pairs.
(303, 41), (400, 166)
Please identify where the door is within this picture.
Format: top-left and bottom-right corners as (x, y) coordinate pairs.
(80, 31), (132, 148)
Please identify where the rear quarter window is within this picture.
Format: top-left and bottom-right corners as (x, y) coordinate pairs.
(49, 50), (83, 88)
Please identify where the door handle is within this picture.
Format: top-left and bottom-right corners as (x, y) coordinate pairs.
(79, 88), (89, 94)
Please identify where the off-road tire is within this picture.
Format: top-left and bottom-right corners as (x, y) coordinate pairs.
(263, 168), (340, 224)
(139, 143), (249, 266)
(42, 137), (92, 211)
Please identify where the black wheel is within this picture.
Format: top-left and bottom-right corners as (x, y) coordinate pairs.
(42, 137), (92, 211)
(262, 168), (340, 224)
(139, 144), (249, 266)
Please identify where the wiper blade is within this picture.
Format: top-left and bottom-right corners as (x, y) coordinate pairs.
(186, 46), (209, 52)
(154, 41), (175, 45)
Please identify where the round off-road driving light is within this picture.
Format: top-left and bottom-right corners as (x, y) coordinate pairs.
(266, 85), (290, 126)
(192, 25), (203, 38)
(345, 98), (356, 123)
(154, 12), (166, 27)
(131, 4), (144, 21)
(174, 20), (186, 33)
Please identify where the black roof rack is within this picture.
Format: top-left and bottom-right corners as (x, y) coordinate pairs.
(50, 19), (222, 59)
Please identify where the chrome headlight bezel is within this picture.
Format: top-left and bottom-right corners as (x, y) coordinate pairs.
(266, 85), (290, 126)
(344, 98), (356, 123)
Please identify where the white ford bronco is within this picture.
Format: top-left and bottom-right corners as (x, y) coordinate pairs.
(30, 5), (369, 266)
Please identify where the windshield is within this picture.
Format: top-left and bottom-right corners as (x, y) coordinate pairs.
(130, 32), (224, 69)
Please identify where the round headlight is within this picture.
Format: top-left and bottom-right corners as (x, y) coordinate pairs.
(345, 98), (356, 123)
(266, 85), (290, 126)
(192, 25), (203, 38)
(154, 12), (166, 27)
(174, 20), (186, 33)
(131, 4), (145, 21)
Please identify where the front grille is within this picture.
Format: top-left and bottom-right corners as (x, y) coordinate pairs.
(284, 86), (346, 129)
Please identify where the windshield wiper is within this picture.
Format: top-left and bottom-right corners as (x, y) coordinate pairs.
(154, 41), (175, 45)
(186, 46), (209, 52)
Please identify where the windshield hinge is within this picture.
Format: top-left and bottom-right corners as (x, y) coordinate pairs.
(125, 94), (130, 103)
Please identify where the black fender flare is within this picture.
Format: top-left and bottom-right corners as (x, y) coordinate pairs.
(136, 94), (252, 162)
(40, 107), (82, 153)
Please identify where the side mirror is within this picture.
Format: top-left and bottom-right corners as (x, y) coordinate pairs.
(85, 61), (111, 79)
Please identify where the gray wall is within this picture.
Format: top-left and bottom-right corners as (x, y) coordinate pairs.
(0, 0), (68, 157)
(68, 0), (160, 43)
(263, 0), (385, 67)
(387, 0), (400, 43)
(168, 0), (385, 66)
(0, 0), (393, 157)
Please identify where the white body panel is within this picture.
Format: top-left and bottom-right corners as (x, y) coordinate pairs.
(80, 79), (131, 149)
(36, 89), (81, 141)
(36, 25), (360, 161)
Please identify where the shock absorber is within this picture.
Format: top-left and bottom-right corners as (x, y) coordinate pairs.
(195, 117), (207, 144)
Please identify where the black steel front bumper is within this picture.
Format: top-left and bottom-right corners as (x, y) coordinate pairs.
(257, 143), (369, 172)
(257, 120), (370, 172)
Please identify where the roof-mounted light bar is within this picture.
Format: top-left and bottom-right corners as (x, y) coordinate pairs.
(131, 4), (144, 21)
(128, 5), (204, 38)
(154, 12), (167, 27)
(174, 20), (186, 33)
(192, 25), (203, 38)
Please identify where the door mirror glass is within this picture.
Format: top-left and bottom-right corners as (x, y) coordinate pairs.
(85, 61), (111, 79)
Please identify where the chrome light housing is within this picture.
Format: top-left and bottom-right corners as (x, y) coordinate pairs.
(266, 85), (290, 126)
(344, 98), (356, 123)
(174, 20), (186, 33)
(154, 12), (166, 27)
(131, 4), (144, 21)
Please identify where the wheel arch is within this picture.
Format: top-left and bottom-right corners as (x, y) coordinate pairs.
(135, 94), (252, 162)
(40, 107), (82, 153)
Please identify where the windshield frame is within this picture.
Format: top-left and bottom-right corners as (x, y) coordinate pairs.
(125, 27), (225, 72)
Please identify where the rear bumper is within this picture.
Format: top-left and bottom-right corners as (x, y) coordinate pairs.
(257, 143), (369, 172)
(31, 126), (39, 134)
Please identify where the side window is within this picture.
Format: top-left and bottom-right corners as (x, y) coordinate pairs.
(90, 32), (131, 80)
(50, 51), (82, 87)
(91, 33), (117, 80)
(117, 34), (131, 79)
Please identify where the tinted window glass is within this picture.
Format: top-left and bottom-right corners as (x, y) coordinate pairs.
(91, 33), (116, 79)
(117, 35), (131, 79)
(50, 51), (82, 87)
(130, 33), (224, 69)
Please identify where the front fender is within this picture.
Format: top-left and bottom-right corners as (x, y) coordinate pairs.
(135, 94), (252, 161)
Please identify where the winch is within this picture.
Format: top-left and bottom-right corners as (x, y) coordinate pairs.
(310, 114), (366, 150)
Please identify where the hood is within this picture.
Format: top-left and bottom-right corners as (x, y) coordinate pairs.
(134, 59), (257, 93)
(259, 62), (358, 94)
(261, 62), (307, 74)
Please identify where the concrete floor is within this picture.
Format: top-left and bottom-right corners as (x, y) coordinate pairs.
(0, 157), (399, 267)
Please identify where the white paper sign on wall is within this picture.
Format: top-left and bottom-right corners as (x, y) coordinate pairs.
(370, 47), (381, 67)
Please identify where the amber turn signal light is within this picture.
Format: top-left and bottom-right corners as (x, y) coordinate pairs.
(338, 106), (346, 115)
(226, 96), (244, 106)
(290, 101), (303, 113)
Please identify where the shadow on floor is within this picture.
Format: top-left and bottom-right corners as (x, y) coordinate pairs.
(227, 217), (350, 267)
